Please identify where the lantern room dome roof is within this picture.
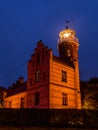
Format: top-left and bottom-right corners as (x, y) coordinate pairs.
(58, 28), (78, 43)
(59, 28), (75, 38)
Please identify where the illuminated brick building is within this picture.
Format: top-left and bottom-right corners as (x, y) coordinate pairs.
(4, 77), (27, 108)
(27, 26), (81, 109)
(4, 26), (81, 109)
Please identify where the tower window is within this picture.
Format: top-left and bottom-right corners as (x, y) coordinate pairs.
(36, 70), (40, 82)
(35, 92), (40, 106)
(62, 71), (67, 82)
(62, 93), (68, 106)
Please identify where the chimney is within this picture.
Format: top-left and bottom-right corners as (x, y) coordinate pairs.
(19, 77), (24, 84)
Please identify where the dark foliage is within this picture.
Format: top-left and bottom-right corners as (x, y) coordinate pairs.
(0, 109), (98, 128)
(80, 79), (98, 109)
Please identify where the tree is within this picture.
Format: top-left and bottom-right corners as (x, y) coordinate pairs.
(80, 77), (98, 109)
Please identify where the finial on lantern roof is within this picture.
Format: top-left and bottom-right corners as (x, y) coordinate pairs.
(66, 20), (70, 29)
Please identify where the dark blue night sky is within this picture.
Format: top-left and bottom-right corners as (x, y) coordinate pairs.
(0, 0), (98, 87)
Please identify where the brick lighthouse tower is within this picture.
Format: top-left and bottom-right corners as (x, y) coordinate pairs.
(57, 23), (81, 109)
(26, 23), (81, 109)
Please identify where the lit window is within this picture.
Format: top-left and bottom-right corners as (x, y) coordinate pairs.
(62, 93), (68, 106)
(20, 98), (24, 108)
(62, 71), (67, 82)
(35, 92), (40, 106)
(36, 70), (40, 82)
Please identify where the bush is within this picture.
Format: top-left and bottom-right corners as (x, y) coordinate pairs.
(0, 108), (98, 128)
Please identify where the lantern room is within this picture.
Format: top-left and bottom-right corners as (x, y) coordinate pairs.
(58, 28), (78, 44)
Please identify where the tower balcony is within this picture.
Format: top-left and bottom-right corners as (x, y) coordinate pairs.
(58, 28), (79, 44)
(58, 36), (79, 44)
